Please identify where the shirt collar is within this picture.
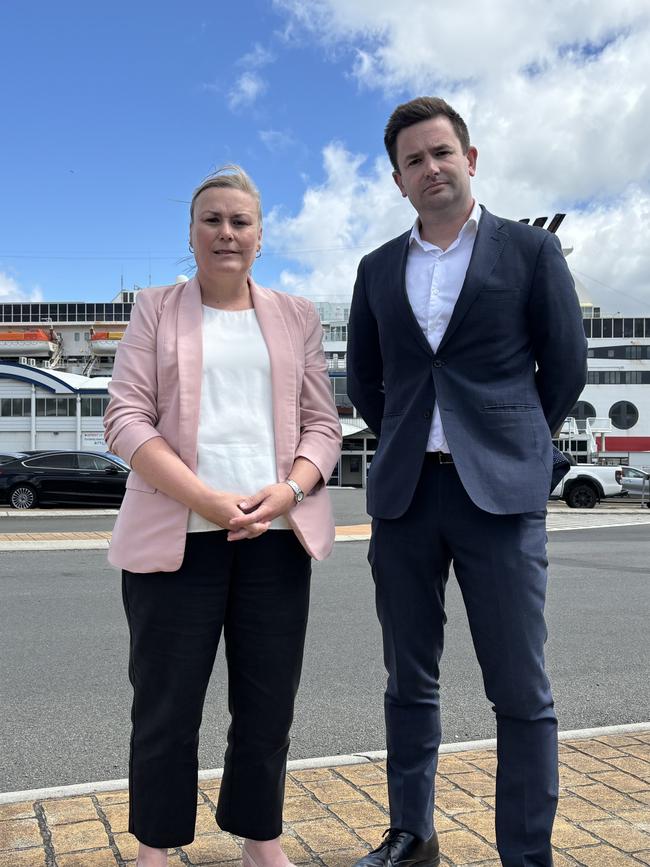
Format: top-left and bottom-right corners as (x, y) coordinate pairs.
(409, 199), (482, 252)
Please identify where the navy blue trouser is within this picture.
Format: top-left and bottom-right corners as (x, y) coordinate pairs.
(369, 456), (558, 867)
(122, 530), (311, 848)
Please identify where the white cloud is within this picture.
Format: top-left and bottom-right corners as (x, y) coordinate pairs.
(259, 129), (296, 152)
(267, 145), (650, 313)
(275, 0), (648, 93)
(228, 71), (268, 110)
(269, 0), (650, 312)
(0, 271), (43, 302)
(560, 187), (650, 314)
(240, 43), (275, 68)
(265, 143), (412, 299)
(226, 42), (276, 111)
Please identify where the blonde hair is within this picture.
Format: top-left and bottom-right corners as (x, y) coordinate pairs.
(190, 164), (262, 225)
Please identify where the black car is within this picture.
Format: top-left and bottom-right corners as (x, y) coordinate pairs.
(0, 450), (130, 509)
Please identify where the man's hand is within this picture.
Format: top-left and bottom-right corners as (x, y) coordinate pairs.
(200, 491), (270, 541)
(227, 483), (296, 540)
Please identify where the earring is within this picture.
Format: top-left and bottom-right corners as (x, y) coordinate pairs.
(188, 242), (194, 254)
(255, 249), (262, 259)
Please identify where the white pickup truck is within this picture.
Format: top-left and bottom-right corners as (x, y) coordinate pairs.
(550, 464), (623, 508)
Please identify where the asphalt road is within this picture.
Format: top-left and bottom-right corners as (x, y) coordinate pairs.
(0, 489), (370, 534)
(1, 522), (649, 793)
(1, 489), (646, 535)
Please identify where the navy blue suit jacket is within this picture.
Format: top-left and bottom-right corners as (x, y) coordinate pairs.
(347, 207), (588, 517)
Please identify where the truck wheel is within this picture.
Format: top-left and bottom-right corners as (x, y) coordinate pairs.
(10, 484), (38, 509)
(565, 483), (598, 509)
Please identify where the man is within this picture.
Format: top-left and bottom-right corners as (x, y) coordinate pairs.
(347, 97), (587, 867)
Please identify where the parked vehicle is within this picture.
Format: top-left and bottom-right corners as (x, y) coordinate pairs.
(620, 466), (650, 505)
(0, 450), (129, 509)
(550, 464), (623, 508)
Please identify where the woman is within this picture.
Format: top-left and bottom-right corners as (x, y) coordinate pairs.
(104, 165), (342, 867)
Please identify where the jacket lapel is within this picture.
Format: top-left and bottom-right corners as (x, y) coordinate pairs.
(249, 278), (297, 477)
(391, 231), (436, 358)
(438, 207), (508, 352)
(176, 276), (203, 469)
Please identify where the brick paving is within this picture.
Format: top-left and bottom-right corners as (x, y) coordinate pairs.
(2, 731), (650, 866)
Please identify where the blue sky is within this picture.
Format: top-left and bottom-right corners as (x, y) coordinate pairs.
(0, 1), (392, 300)
(2, 1), (649, 312)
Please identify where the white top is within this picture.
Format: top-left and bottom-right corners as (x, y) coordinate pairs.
(187, 306), (291, 533)
(405, 199), (482, 452)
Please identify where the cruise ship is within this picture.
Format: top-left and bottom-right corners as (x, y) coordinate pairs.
(552, 271), (650, 467)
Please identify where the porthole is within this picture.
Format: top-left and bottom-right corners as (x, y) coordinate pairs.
(609, 401), (638, 430)
(569, 401), (596, 420)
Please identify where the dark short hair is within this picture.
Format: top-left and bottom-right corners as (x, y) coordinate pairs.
(384, 97), (471, 171)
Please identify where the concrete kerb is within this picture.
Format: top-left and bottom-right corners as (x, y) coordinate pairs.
(2, 720), (648, 807)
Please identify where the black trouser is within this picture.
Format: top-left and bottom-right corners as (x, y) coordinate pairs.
(122, 530), (312, 848)
(370, 458), (558, 866)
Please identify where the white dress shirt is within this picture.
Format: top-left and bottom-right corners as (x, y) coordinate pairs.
(405, 199), (482, 453)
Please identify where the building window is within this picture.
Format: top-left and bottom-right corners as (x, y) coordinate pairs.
(329, 325), (348, 341)
(0, 397), (30, 416)
(609, 401), (638, 430)
(74, 332), (80, 342)
(35, 397), (76, 416)
(81, 396), (110, 416)
(331, 376), (352, 408)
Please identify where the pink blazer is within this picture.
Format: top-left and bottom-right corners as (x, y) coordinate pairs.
(104, 276), (342, 572)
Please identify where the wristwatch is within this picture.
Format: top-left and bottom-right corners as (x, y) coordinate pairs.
(285, 478), (305, 504)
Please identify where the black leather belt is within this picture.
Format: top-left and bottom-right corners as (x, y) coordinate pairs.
(426, 451), (454, 464)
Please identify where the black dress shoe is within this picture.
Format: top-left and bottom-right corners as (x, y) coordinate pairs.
(352, 829), (440, 867)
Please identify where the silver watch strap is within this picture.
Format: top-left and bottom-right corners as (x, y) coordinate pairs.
(285, 478), (303, 502)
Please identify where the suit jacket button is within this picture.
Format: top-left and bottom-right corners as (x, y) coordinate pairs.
(423, 409), (432, 419)
(433, 360), (444, 368)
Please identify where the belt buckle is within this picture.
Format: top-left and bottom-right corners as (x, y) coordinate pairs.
(438, 452), (453, 464)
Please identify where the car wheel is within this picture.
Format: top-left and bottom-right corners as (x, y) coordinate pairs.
(10, 484), (38, 509)
(565, 483), (598, 509)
